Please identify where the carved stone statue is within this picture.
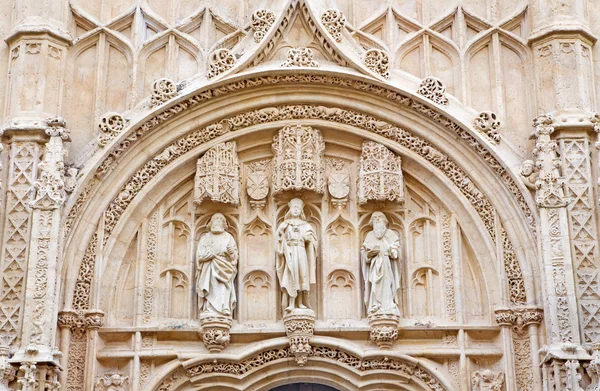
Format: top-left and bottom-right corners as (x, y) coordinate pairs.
(276, 198), (318, 313)
(361, 212), (401, 315)
(196, 213), (238, 316)
(471, 370), (504, 391)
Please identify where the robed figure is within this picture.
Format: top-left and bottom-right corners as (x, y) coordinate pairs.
(276, 198), (318, 313)
(196, 213), (238, 316)
(361, 211), (402, 315)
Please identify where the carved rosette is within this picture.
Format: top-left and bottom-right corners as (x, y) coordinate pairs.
(251, 9), (275, 42)
(357, 141), (404, 205)
(417, 77), (449, 106)
(98, 112), (126, 147)
(150, 78), (177, 107)
(473, 111), (501, 144)
(283, 309), (315, 366)
(364, 49), (390, 78)
(199, 313), (233, 353)
(207, 48), (235, 79)
(321, 9), (346, 42)
(194, 142), (240, 206)
(272, 124), (325, 195)
(281, 47), (319, 68)
(367, 312), (399, 349)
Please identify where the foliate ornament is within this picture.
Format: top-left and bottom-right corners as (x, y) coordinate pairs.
(283, 309), (315, 366)
(364, 49), (390, 78)
(367, 312), (399, 349)
(45, 117), (70, 140)
(251, 9), (275, 42)
(474, 111), (501, 144)
(98, 113), (126, 147)
(326, 158), (350, 207)
(194, 142), (240, 206)
(417, 77), (449, 106)
(471, 370), (504, 391)
(150, 78), (177, 107)
(494, 307), (543, 330)
(321, 9), (346, 42)
(272, 124), (325, 195)
(587, 343), (600, 391)
(207, 48), (235, 79)
(245, 159), (270, 201)
(199, 313), (232, 353)
(95, 374), (129, 391)
(281, 47), (319, 67)
(0, 340), (15, 391)
(531, 114), (568, 208)
(357, 141), (404, 205)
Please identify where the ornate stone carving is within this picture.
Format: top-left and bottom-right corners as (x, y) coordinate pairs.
(17, 362), (37, 391)
(272, 124), (325, 195)
(0, 340), (15, 391)
(98, 113), (126, 147)
(281, 47), (319, 67)
(196, 213), (238, 316)
(494, 307), (543, 330)
(199, 313), (232, 353)
(474, 111), (501, 144)
(417, 77), (449, 106)
(95, 374), (129, 391)
(471, 370), (504, 391)
(150, 78), (177, 107)
(326, 158), (350, 201)
(501, 227), (527, 305)
(321, 10), (345, 42)
(245, 159), (270, 204)
(143, 212), (158, 324)
(587, 343), (600, 391)
(283, 309), (315, 365)
(207, 48), (235, 79)
(251, 9), (275, 42)
(276, 198), (317, 313)
(440, 210), (456, 321)
(367, 312), (399, 349)
(364, 49), (390, 78)
(194, 142), (240, 206)
(357, 141), (404, 205)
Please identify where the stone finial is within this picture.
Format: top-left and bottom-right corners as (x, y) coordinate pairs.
(283, 309), (315, 366)
(194, 141), (240, 206)
(281, 47), (319, 67)
(150, 78), (177, 107)
(251, 9), (275, 42)
(321, 9), (346, 42)
(364, 49), (390, 78)
(98, 112), (126, 147)
(417, 77), (448, 106)
(474, 111), (501, 144)
(207, 48), (236, 79)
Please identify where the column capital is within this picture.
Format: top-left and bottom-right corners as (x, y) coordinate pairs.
(494, 307), (544, 330)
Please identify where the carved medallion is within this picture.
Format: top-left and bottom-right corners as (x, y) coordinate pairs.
(246, 159), (270, 200)
(326, 158), (350, 199)
(194, 142), (240, 206)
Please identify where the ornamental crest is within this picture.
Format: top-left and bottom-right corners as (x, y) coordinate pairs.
(272, 124), (325, 195)
(326, 158), (350, 199)
(357, 141), (404, 204)
(194, 142), (240, 206)
(246, 159), (270, 200)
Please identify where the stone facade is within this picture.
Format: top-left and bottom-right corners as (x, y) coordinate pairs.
(0, 0), (599, 390)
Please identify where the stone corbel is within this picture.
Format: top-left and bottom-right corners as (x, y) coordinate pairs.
(199, 313), (232, 353)
(283, 309), (315, 365)
(367, 312), (399, 349)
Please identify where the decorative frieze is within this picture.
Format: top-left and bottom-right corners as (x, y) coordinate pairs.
(281, 47), (319, 68)
(417, 77), (449, 106)
(364, 49), (389, 78)
(194, 142), (240, 206)
(206, 49), (235, 79)
(251, 9), (275, 42)
(321, 10), (345, 42)
(357, 141), (404, 205)
(150, 78), (177, 107)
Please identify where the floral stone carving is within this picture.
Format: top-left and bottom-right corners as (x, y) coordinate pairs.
(321, 10), (346, 42)
(283, 308), (315, 366)
(98, 112), (126, 147)
(207, 48), (235, 79)
(199, 312), (232, 353)
(367, 312), (400, 349)
(150, 78), (177, 107)
(194, 141), (240, 206)
(281, 47), (319, 67)
(417, 77), (449, 106)
(474, 111), (501, 144)
(364, 49), (390, 78)
(357, 141), (404, 205)
(272, 124), (325, 194)
(251, 9), (275, 42)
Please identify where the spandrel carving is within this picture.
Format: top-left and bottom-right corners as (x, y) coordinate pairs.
(357, 141), (404, 205)
(194, 142), (240, 206)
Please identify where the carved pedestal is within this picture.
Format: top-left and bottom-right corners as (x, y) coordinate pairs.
(368, 312), (400, 349)
(283, 309), (315, 366)
(199, 313), (232, 353)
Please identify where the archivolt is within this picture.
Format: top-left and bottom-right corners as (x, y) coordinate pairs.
(148, 337), (454, 391)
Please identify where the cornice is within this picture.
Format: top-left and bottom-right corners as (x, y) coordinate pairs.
(4, 22), (73, 46)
